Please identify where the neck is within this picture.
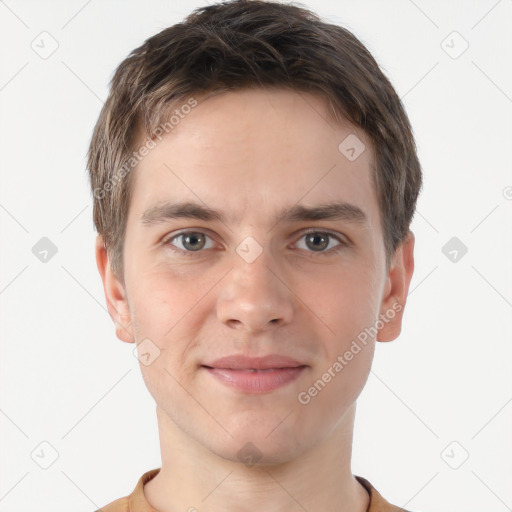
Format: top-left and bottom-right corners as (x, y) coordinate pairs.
(144, 403), (370, 512)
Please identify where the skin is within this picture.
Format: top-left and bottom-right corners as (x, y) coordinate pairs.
(96, 88), (415, 512)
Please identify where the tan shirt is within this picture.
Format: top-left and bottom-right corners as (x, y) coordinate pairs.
(95, 468), (411, 511)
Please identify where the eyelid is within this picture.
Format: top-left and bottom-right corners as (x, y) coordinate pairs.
(163, 229), (218, 251)
(293, 228), (349, 255)
(296, 228), (349, 244)
(162, 227), (350, 255)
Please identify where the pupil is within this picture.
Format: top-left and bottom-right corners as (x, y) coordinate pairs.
(185, 233), (204, 250)
(308, 234), (327, 251)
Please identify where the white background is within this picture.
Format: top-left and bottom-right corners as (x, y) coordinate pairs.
(0, 1), (511, 511)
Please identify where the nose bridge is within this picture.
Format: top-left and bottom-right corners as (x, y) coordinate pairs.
(233, 237), (277, 291)
(216, 235), (294, 332)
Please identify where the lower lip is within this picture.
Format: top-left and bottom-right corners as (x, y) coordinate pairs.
(202, 366), (307, 393)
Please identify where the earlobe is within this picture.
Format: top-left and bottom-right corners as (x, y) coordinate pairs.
(376, 231), (415, 343)
(94, 235), (135, 344)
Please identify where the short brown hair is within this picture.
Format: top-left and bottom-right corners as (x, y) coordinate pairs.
(87, 0), (422, 281)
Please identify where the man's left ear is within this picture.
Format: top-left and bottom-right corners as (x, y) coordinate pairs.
(376, 230), (415, 342)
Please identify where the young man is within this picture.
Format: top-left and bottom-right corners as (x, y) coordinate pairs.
(88, 1), (422, 510)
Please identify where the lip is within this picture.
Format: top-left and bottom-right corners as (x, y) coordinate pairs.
(201, 355), (308, 394)
(204, 354), (306, 370)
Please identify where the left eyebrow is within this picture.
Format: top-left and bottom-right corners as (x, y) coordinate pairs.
(278, 201), (368, 225)
(139, 200), (369, 227)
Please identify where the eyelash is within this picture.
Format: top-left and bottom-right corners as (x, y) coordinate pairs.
(162, 229), (349, 257)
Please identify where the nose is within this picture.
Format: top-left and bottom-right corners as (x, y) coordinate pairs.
(216, 243), (295, 334)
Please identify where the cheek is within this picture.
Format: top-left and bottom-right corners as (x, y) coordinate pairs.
(129, 268), (198, 334)
(128, 272), (200, 406)
(128, 268), (212, 380)
(300, 261), (382, 342)
(310, 265), (379, 412)
(301, 331), (376, 420)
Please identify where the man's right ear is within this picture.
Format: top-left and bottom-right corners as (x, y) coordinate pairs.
(94, 235), (135, 344)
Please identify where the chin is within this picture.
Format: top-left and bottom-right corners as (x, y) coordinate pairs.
(205, 428), (305, 467)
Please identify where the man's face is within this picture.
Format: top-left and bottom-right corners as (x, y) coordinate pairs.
(99, 88), (413, 464)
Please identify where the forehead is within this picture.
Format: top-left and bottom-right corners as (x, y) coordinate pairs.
(128, 88), (378, 230)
